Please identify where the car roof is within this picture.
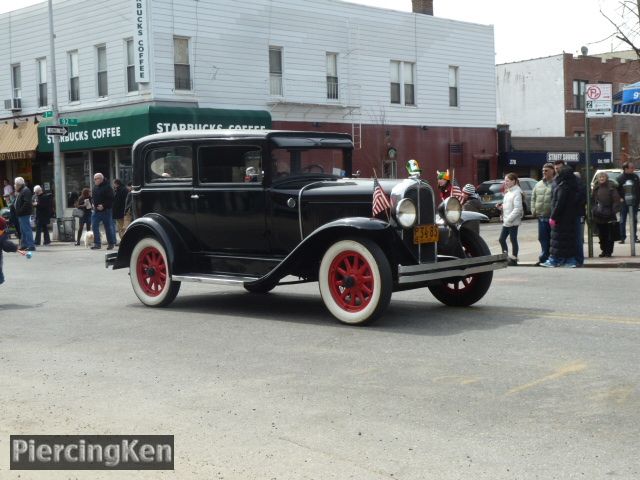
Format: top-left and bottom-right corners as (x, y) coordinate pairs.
(132, 129), (353, 150)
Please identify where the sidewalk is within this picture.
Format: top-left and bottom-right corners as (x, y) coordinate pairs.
(480, 219), (640, 269)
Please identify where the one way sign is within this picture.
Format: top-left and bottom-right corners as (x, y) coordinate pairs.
(45, 125), (69, 136)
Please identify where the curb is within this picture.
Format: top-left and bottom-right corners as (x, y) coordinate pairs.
(517, 261), (640, 269)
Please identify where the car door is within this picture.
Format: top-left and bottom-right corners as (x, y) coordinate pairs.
(193, 141), (269, 255)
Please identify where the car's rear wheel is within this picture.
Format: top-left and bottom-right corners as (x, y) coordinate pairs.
(130, 237), (180, 307)
(428, 229), (493, 307)
(318, 238), (392, 326)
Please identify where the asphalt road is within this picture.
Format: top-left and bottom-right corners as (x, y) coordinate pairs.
(0, 239), (638, 479)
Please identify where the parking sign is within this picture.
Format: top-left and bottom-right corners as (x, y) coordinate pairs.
(585, 83), (612, 118)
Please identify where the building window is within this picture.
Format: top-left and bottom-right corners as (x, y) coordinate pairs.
(36, 58), (47, 107)
(174, 37), (191, 90)
(449, 66), (459, 107)
(326, 53), (338, 100)
(269, 46), (283, 96)
(126, 39), (138, 93)
(573, 79), (587, 110)
(11, 64), (21, 99)
(68, 50), (79, 101)
(96, 45), (108, 97)
(390, 60), (415, 106)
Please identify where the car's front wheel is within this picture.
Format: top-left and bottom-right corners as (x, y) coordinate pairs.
(318, 238), (392, 326)
(130, 237), (181, 307)
(428, 229), (493, 307)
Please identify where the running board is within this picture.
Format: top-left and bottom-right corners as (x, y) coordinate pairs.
(172, 273), (260, 286)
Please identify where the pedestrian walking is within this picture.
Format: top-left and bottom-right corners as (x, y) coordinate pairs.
(531, 163), (555, 265)
(90, 173), (116, 250)
(542, 166), (579, 267)
(592, 172), (621, 257)
(75, 188), (93, 246)
(112, 178), (128, 243)
(32, 185), (52, 246)
(0, 216), (21, 285)
(616, 161), (640, 244)
(13, 177), (35, 251)
(497, 173), (523, 266)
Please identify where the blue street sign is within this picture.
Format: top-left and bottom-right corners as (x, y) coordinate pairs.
(622, 81), (640, 104)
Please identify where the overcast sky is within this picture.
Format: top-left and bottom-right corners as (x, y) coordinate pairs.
(0, 0), (624, 64)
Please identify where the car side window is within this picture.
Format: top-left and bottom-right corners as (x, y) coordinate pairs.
(197, 145), (262, 184)
(145, 146), (193, 183)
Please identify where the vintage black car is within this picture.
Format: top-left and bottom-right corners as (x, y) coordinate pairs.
(106, 130), (507, 325)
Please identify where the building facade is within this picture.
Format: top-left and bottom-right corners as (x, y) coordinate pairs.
(496, 52), (640, 179)
(1, 0), (498, 213)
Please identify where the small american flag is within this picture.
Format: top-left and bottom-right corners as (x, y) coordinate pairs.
(451, 178), (464, 201)
(372, 177), (391, 218)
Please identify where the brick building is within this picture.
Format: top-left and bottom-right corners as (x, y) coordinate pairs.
(497, 52), (640, 179)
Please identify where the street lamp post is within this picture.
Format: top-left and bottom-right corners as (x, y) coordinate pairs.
(48, 0), (64, 222)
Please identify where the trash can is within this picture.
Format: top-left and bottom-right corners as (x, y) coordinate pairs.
(57, 217), (76, 242)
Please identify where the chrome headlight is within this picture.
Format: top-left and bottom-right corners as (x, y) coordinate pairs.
(438, 197), (462, 226)
(395, 198), (417, 228)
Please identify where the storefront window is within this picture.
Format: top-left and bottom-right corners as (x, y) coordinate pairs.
(117, 148), (133, 185)
(65, 152), (89, 207)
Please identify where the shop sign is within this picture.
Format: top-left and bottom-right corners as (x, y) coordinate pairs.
(547, 152), (580, 163)
(38, 106), (272, 152)
(0, 150), (36, 161)
(133, 0), (150, 83)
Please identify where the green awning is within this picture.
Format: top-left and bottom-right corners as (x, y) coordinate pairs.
(38, 105), (272, 152)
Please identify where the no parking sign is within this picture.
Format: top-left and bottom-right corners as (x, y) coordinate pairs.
(585, 83), (612, 118)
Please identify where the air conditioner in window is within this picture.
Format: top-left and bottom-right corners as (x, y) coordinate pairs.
(4, 98), (22, 111)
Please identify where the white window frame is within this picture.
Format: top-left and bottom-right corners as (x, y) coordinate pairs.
(390, 60), (415, 106)
(449, 66), (459, 107)
(326, 52), (338, 100)
(125, 39), (139, 93)
(36, 58), (47, 107)
(96, 44), (108, 98)
(269, 46), (283, 96)
(68, 50), (80, 102)
(11, 64), (21, 99)
(173, 36), (192, 91)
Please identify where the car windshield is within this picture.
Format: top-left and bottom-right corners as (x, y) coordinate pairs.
(476, 183), (503, 195)
(271, 147), (349, 180)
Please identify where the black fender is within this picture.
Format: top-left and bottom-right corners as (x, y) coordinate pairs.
(460, 211), (488, 224)
(245, 217), (397, 289)
(110, 214), (192, 273)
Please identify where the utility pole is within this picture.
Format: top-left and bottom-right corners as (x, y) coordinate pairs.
(48, 0), (64, 220)
(584, 115), (593, 258)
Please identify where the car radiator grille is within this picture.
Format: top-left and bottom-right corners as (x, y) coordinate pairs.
(402, 183), (436, 264)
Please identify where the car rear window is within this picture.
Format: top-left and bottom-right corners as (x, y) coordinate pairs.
(476, 183), (502, 195)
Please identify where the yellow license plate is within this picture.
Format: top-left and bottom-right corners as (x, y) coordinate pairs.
(483, 195), (492, 202)
(413, 224), (439, 244)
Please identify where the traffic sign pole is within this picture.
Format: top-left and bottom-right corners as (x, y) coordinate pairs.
(48, 0), (65, 226)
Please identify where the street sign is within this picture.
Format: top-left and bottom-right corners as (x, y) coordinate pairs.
(42, 110), (53, 118)
(45, 125), (69, 136)
(59, 118), (78, 126)
(585, 83), (612, 118)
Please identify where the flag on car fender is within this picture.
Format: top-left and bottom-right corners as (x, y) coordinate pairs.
(372, 177), (391, 218)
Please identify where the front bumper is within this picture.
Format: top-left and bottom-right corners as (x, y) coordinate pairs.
(397, 253), (508, 285)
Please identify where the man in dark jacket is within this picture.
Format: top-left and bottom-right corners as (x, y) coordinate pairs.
(112, 178), (128, 243)
(33, 185), (53, 246)
(616, 161), (640, 244)
(13, 177), (35, 251)
(90, 172), (116, 250)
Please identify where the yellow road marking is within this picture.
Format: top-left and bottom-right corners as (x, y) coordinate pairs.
(506, 361), (586, 396)
(432, 375), (482, 385)
(590, 386), (635, 405)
